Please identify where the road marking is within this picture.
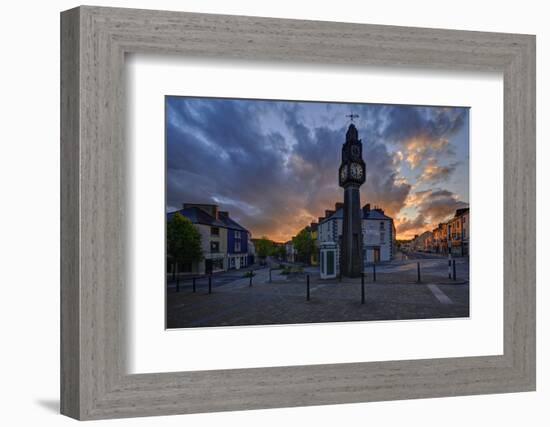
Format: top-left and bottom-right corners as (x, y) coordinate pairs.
(427, 284), (453, 305)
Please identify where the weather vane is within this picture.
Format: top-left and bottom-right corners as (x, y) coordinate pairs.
(346, 113), (359, 123)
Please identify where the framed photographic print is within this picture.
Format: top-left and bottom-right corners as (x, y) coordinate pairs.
(61, 6), (536, 420)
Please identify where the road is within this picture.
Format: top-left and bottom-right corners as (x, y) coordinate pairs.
(166, 253), (470, 328)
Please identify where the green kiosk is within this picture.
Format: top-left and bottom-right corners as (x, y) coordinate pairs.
(320, 241), (338, 279)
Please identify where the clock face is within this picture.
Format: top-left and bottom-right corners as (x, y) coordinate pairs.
(351, 145), (360, 159)
(340, 166), (347, 181)
(350, 163), (363, 179)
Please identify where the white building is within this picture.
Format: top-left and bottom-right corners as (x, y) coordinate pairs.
(318, 203), (395, 273)
(284, 240), (296, 263)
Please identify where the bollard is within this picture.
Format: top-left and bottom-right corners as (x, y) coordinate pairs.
(417, 262), (421, 282)
(448, 254), (452, 279)
(249, 270), (253, 287)
(176, 275), (180, 293)
(361, 272), (365, 304)
(306, 274), (310, 301)
(208, 274), (212, 294)
(269, 268), (272, 283)
(373, 264), (377, 282)
(192, 277), (196, 293)
(452, 259), (457, 281)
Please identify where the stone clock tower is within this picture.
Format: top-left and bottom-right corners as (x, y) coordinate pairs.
(338, 121), (366, 277)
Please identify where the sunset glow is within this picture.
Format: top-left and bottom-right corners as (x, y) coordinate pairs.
(166, 97), (469, 241)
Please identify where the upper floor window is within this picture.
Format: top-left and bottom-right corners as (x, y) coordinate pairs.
(234, 230), (241, 239)
(211, 227), (219, 236)
(235, 241), (241, 252)
(380, 221), (385, 230)
(210, 241), (220, 253)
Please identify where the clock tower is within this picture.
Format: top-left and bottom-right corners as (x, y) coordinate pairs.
(338, 120), (366, 278)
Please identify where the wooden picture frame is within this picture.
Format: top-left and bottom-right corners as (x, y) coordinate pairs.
(60, 5), (536, 420)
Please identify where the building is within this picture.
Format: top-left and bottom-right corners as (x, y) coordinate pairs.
(432, 223), (448, 254)
(318, 202), (396, 274)
(408, 207), (469, 256)
(216, 209), (250, 270)
(447, 208), (469, 256)
(166, 203), (252, 275)
(284, 240), (296, 263)
(411, 230), (432, 252)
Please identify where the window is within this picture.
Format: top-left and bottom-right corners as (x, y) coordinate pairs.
(235, 241), (241, 252)
(380, 221), (385, 230)
(210, 241), (220, 253)
(234, 230), (241, 239)
(211, 227), (219, 236)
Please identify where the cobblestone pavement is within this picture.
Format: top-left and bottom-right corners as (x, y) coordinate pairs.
(166, 258), (469, 328)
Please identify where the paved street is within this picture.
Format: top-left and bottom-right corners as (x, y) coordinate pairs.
(166, 254), (469, 328)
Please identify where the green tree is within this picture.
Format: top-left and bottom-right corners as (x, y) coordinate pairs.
(167, 213), (203, 274)
(256, 236), (274, 260)
(274, 245), (286, 260)
(292, 228), (315, 264)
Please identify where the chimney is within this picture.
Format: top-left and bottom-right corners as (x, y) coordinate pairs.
(318, 217), (324, 224)
(218, 211), (229, 219)
(325, 209), (335, 218)
(363, 203), (371, 212)
(335, 202), (344, 211)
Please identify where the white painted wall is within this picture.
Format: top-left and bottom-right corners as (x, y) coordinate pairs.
(0, 1), (547, 427)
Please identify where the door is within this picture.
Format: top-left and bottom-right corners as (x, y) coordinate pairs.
(327, 250), (334, 275)
(374, 248), (380, 263)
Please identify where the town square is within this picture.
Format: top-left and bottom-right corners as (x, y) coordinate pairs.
(166, 97), (470, 328)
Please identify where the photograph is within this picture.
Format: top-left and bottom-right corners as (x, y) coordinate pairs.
(165, 96), (470, 328)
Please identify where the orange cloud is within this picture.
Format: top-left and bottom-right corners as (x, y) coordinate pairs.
(404, 137), (451, 169)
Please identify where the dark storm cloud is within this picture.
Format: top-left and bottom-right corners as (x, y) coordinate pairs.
(166, 98), (302, 241)
(166, 97), (467, 241)
(379, 105), (466, 143)
(281, 106), (411, 219)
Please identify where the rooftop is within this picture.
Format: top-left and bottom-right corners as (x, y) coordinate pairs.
(319, 206), (393, 225)
(167, 206), (248, 232)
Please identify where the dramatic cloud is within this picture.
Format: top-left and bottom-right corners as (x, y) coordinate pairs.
(396, 189), (469, 239)
(417, 158), (459, 184)
(166, 97), (468, 241)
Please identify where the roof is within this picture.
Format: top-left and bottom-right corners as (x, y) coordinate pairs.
(319, 207), (393, 225)
(166, 207), (225, 227)
(167, 207), (249, 232)
(218, 214), (248, 232)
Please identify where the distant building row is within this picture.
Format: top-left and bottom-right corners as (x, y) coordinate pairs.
(166, 203), (255, 275)
(405, 208), (469, 256)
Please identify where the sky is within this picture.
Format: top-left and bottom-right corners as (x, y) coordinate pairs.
(166, 96), (469, 242)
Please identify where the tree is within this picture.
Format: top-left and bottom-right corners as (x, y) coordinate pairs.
(256, 236), (274, 260)
(292, 228), (315, 264)
(167, 213), (203, 274)
(274, 244), (286, 260)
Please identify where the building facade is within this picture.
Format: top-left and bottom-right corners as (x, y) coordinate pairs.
(284, 240), (296, 263)
(167, 203), (252, 275)
(447, 208), (469, 256)
(318, 202), (395, 274)
(408, 208), (470, 256)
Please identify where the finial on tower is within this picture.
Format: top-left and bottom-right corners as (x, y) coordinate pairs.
(346, 113), (359, 123)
